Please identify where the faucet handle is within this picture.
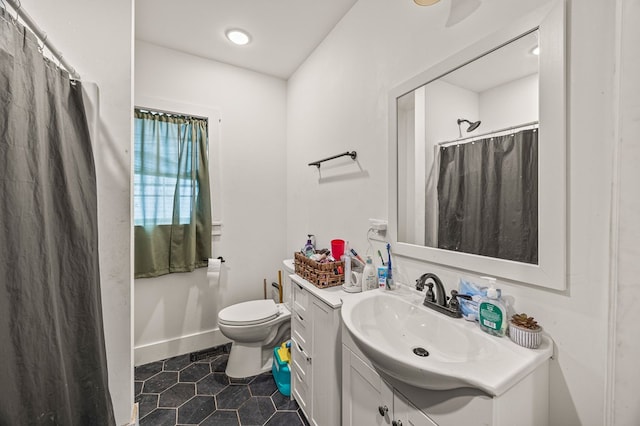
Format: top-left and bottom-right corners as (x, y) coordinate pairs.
(448, 290), (473, 311)
(425, 282), (435, 303)
(415, 278), (425, 292)
(448, 290), (460, 311)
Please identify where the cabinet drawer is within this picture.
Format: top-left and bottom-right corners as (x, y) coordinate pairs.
(292, 368), (310, 417)
(292, 281), (309, 314)
(291, 309), (311, 349)
(291, 338), (311, 383)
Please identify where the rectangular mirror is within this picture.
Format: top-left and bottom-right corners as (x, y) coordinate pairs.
(389, 1), (566, 290)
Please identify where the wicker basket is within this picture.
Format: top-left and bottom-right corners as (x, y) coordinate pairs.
(294, 252), (344, 289)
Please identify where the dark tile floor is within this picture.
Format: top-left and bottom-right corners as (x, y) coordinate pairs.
(135, 345), (309, 426)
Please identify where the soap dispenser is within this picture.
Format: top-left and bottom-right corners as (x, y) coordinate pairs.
(302, 235), (315, 257)
(478, 277), (507, 337)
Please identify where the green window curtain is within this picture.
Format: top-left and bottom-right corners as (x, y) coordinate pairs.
(134, 109), (212, 278)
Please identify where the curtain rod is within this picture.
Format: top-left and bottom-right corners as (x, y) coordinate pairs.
(135, 106), (209, 122)
(4, 0), (81, 80)
(438, 120), (539, 147)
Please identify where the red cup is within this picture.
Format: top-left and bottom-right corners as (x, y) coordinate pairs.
(331, 239), (345, 259)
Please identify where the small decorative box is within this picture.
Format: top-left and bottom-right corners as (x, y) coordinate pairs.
(508, 322), (543, 349)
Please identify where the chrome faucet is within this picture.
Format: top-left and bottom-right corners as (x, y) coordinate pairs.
(415, 273), (462, 318)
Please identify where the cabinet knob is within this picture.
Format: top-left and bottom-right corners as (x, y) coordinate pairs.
(392, 421), (403, 426)
(378, 405), (388, 416)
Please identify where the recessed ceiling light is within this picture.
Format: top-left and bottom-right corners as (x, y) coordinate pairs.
(531, 46), (540, 56)
(414, 0), (441, 5)
(226, 29), (251, 46)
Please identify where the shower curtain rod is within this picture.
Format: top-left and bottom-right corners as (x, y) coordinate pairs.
(439, 120), (539, 147)
(4, 0), (81, 80)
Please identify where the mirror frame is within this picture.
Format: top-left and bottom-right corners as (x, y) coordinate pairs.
(389, 1), (566, 290)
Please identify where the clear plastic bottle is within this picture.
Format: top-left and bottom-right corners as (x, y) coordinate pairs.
(362, 256), (377, 291)
(478, 277), (507, 337)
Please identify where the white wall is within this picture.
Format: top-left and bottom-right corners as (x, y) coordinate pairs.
(422, 73), (538, 141)
(611, 0), (640, 423)
(134, 41), (288, 364)
(425, 79), (479, 143)
(19, 0), (134, 423)
(287, 0), (617, 424)
(479, 73), (538, 131)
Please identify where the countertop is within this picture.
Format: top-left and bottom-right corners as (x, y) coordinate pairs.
(284, 258), (361, 308)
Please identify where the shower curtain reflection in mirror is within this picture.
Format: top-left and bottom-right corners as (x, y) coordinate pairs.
(436, 128), (538, 264)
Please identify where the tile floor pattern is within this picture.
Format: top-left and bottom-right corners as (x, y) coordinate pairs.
(135, 346), (310, 426)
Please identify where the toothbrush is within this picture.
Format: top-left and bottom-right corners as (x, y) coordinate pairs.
(350, 248), (365, 264)
(386, 243), (394, 289)
(377, 250), (385, 266)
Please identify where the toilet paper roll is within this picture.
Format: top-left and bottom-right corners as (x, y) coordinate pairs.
(207, 258), (221, 285)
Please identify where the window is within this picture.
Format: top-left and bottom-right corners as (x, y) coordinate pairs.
(133, 108), (212, 278)
(133, 113), (204, 225)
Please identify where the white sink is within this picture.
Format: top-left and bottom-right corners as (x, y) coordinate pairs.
(340, 288), (553, 396)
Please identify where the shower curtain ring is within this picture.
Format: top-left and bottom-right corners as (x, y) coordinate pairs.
(38, 32), (47, 53)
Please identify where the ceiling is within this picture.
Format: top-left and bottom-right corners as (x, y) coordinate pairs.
(441, 30), (539, 93)
(135, 0), (359, 80)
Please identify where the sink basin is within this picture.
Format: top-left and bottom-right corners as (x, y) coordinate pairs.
(341, 288), (553, 396)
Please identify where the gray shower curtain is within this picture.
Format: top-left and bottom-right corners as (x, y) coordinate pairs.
(437, 128), (538, 264)
(0, 10), (115, 426)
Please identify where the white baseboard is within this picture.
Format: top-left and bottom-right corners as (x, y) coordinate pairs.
(134, 328), (230, 366)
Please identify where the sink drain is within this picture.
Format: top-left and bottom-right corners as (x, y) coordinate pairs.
(412, 347), (429, 357)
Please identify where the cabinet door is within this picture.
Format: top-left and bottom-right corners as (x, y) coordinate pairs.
(310, 298), (340, 426)
(342, 345), (393, 426)
(393, 392), (438, 426)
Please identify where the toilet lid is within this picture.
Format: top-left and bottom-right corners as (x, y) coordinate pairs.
(218, 299), (279, 326)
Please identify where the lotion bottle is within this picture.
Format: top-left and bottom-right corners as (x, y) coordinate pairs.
(478, 277), (507, 337)
(362, 256), (377, 291)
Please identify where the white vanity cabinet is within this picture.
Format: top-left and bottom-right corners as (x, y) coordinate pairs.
(342, 331), (436, 426)
(342, 343), (393, 426)
(342, 323), (549, 426)
(393, 392), (438, 426)
(290, 275), (342, 426)
(342, 341), (437, 426)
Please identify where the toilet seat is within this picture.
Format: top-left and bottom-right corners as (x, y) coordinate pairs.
(218, 299), (280, 326)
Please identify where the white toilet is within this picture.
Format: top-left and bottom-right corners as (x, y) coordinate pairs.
(218, 297), (291, 378)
